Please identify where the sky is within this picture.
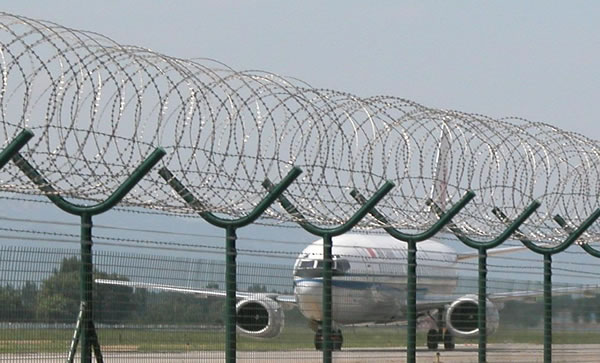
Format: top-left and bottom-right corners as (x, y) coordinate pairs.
(3, 1), (598, 138)
(2, 2), (600, 284)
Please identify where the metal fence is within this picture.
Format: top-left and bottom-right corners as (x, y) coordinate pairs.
(2, 205), (600, 363)
(0, 11), (599, 363)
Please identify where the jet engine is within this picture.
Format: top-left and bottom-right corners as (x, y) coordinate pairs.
(236, 296), (284, 338)
(445, 294), (499, 339)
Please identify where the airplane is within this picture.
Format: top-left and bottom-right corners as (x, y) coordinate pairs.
(96, 233), (594, 351)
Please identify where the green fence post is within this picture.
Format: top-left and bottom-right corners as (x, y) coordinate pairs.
(554, 214), (600, 259)
(322, 232), (334, 359)
(493, 208), (600, 363)
(478, 246), (487, 359)
(225, 225), (237, 359)
(263, 178), (394, 363)
(350, 189), (475, 362)
(429, 199), (540, 363)
(553, 213), (600, 363)
(80, 212), (93, 363)
(159, 166), (302, 363)
(12, 148), (166, 363)
(544, 253), (551, 363)
(0, 129), (33, 169)
(554, 213), (600, 363)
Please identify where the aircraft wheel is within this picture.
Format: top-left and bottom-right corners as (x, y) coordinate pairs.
(426, 329), (439, 350)
(314, 327), (343, 351)
(314, 328), (323, 351)
(443, 330), (455, 350)
(332, 329), (343, 351)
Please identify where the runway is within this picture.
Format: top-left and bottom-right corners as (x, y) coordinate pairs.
(3, 344), (600, 362)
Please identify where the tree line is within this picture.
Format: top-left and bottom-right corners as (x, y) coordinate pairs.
(1, 257), (229, 325)
(1, 257), (598, 327)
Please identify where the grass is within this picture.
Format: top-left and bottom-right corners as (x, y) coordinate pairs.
(2, 324), (600, 354)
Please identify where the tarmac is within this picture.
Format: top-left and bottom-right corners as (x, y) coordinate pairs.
(3, 344), (600, 362)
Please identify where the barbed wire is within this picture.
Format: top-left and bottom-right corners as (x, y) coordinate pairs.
(0, 12), (599, 244)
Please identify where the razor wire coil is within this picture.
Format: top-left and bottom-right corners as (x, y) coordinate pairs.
(0, 12), (599, 244)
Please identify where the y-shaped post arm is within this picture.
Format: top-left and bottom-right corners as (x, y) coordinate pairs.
(429, 199), (540, 363)
(553, 213), (600, 258)
(262, 178), (394, 363)
(0, 129), (34, 169)
(12, 148), (166, 216)
(351, 189), (474, 363)
(160, 166), (302, 363)
(493, 207), (600, 363)
(12, 147), (166, 363)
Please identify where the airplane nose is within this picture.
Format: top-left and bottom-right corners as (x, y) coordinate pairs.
(294, 279), (323, 321)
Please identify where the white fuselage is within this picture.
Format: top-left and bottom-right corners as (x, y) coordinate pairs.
(293, 234), (459, 325)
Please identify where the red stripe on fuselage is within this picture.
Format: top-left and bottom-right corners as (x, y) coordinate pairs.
(366, 247), (377, 258)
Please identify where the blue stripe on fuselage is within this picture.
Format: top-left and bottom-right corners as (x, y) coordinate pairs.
(294, 278), (428, 293)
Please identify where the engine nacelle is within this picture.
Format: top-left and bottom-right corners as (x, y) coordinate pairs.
(236, 296), (284, 338)
(445, 294), (499, 339)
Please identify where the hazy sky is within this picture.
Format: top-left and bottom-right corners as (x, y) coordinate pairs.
(4, 1), (599, 139)
(2, 2), (600, 284)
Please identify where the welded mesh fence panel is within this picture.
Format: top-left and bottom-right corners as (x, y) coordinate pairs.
(0, 247), (79, 361)
(0, 10), (600, 363)
(2, 238), (600, 362)
(0, 245), (313, 361)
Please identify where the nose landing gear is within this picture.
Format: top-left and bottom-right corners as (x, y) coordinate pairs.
(314, 327), (343, 351)
(425, 310), (455, 351)
(426, 328), (455, 351)
(443, 329), (455, 350)
(426, 329), (440, 350)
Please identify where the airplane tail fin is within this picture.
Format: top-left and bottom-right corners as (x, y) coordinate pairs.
(456, 245), (535, 261)
(430, 121), (452, 213)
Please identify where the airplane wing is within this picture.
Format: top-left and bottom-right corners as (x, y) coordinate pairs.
(413, 284), (600, 314)
(487, 284), (600, 303)
(456, 245), (532, 261)
(97, 278), (598, 318)
(95, 279), (297, 307)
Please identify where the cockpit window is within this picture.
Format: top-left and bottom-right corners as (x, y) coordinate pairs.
(299, 260), (315, 268)
(294, 258), (351, 278)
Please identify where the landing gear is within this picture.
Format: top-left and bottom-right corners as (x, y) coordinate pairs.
(426, 329), (440, 350)
(314, 327), (343, 351)
(427, 328), (454, 351)
(426, 309), (454, 351)
(443, 330), (455, 350)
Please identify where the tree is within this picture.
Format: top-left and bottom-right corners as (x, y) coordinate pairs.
(141, 290), (224, 325)
(94, 272), (141, 323)
(0, 282), (38, 322)
(36, 257), (139, 323)
(247, 284), (267, 293)
(20, 281), (38, 321)
(36, 257), (79, 323)
(0, 285), (22, 321)
(500, 300), (542, 328)
(594, 295), (600, 323)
